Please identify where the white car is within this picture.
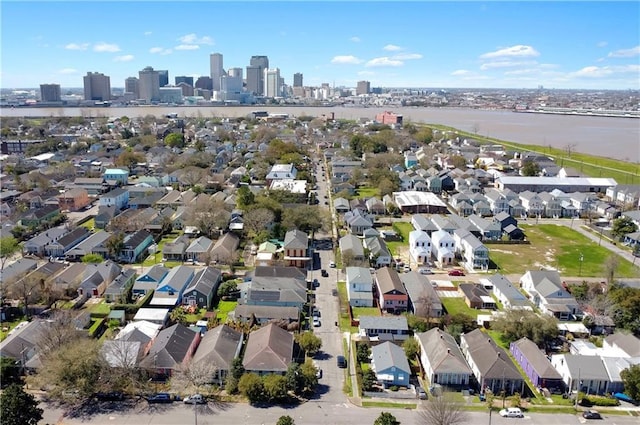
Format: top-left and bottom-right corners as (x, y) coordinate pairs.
(329, 261), (336, 268)
(418, 268), (433, 275)
(499, 407), (523, 418)
(313, 318), (321, 327)
(183, 394), (205, 404)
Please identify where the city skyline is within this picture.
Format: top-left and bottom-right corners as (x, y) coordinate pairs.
(1, 1), (639, 90)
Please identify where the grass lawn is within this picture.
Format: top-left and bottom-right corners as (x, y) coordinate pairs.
(356, 187), (380, 199)
(392, 222), (413, 241)
(215, 300), (237, 321)
(361, 401), (417, 409)
(142, 232), (182, 266)
(352, 307), (381, 318)
(184, 308), (208, 323)
(0, 318), (27, 342)
(337, 282), (358, 332)
(441, 297), (492, 319)
(80, 218), (95, 230)
(88, 301), (111, 316)
(485, 329), (510, 350)
(489, 224), (640, 277)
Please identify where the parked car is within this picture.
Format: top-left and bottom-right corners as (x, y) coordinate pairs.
(448, 269), (465, 276)
(415, 386), (427, 400)
(418, 268), (433, 275)
(94, 391), (125, 401)
(321, 269), (329, 277)
(337, 355), (347, 368)
(582, 410), (602, 419)
(499, 407), (523, 418)
(329, 261), (336, 268)
(313, 318), (321, 327)
(183, 394), (206, 405)
(147, 393), (172, 403)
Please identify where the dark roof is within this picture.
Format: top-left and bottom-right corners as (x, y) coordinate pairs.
(242, 323), (293, 372)
(462, 329), (521, 380)
(252, 266), (307, 280)
(375, 267), (406, 295)
(511, 337), (562, 381)
(184, 266), (221, 295)
(123, 230), (152, 249)
(139, 323), (199, 369)
(415, 328), (471, 375)
(191, 325), (242, 371)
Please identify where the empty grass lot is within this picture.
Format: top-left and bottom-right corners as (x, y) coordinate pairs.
(440, 297), (492, 319)
(352, 307), (381, 318)
(356, 187), (380, 199)
(214, 300), (237, 322)
(489, 224), (640, 277)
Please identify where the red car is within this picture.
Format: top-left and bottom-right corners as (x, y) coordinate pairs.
(448, 269), (465, 276)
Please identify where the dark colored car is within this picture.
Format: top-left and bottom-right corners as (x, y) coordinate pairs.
(448, 269), (465, 276)
(337, 355), (347, 368)
(582, 410), (602, 419)
(147, 393), (172, 403)
(94, 391), (125, 401)
(321, 269), (329, 277)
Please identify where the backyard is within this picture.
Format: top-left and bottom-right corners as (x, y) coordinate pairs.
(489, 224), (640, 277)
(440, 297), (493, 319)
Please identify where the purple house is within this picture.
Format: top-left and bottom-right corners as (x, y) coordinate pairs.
(510, 337), (564, 393)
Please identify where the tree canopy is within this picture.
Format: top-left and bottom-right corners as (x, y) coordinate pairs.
(491, 309), (559, 347)
(620, 363), (640, 401)
(0, 384), (43, 425)
(611, 216), (638, 240)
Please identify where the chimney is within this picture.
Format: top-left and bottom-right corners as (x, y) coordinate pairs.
(447, 348), (451, 354)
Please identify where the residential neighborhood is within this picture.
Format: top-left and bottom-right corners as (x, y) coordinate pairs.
(1, 110), (639, 424)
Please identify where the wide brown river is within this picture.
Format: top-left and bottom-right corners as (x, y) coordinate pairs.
(1, 105), (639, 162)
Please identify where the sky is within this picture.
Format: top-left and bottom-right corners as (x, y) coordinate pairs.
(1, 1), (639, 90)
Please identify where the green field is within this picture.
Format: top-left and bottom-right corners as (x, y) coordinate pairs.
(440, 297), (493, 319)
(352, 307), (381, 318)
(489, 224), (640, 277)
(215, 300), (237, 321)
(356, 187), (379, 199)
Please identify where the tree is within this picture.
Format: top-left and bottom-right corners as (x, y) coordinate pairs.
(299, 359), (319, 392)
(608, 285), (640, 335)
(285, 363), (305, 394)
(105, 232), (125, 259)
(169, 306), (188, 325)
(82, 253), (104, 263)
(402, 338), (420, 361)
(295, 331), (322, 356)
(362, 368), (378, 392)
(0, 384), (43, 425)
(620, 364), (640, 401)
(188, 198), (230, 239)
(115, 150), (144, 169)
(448, 155), (468, 170)
(0, 236), (19, 271)
(6, 271), (45, 317)
(277, 415), (295, 425)
(262, 374), (289, 402)
(491, 309), (559, 347)
(611, 216), (638, 240)
(418, 394), (468, 425)
(237, 185), (256, 209)
(282, 205), (328, 234)
(356, 343), (370, 364)
(238, 373), (264, 403)
(374, 411), (399, 425)
(225, 357), (244, 394)
(34, 310), (80, 358)
(218, 280), (238, 298)
(243, 207), (275, 238)
(521, 160), (541, 176)
(406, 313), (429, 333)
(164, 132), (185, 148)
(170, 360), (217, 394)
(0, 357), (22, 387)
(511, 392), (521, 408)
(603, 254), (619, 284)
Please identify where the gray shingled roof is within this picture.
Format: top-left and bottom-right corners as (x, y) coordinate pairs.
(415, 328), (471, 375)
(462, 329), (521, 380)
(191, 324), (242, 371)
(511, 337), (562, 380)
(371, 341), (410, 374)
(242, 323), (293, 372)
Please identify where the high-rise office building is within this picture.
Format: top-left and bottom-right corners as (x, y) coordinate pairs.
(176, 82), (194, 97)
(246, 55), (269, 95)
(264, 68), (281, 98)
(83, 72), (111, 101)
(125, 77), (139, 98)
(138, 66), (160, 102)
(195, 76), (213, 90)
(356, 80), (371, 95)
(175, 76), (194, 87)
(210, 53), (224, 92)
(40, 84), (61, 102)
(293, 73), (303, 87)
(158, 70), (169, 87)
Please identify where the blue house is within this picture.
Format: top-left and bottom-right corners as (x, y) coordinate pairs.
(149, 265), (194, 307)
(103, 168), (129, 185)
(99, 187), (129, 212)
(119, 230), (153, 263)
(132, 265), (169, 296)
(371, 341), (411, 388)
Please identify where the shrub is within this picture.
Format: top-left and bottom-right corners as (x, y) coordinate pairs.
(389, 385), (399, 392)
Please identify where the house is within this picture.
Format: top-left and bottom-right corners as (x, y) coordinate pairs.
(133, 308), (170, 326)
(370, 341), (411, 388)
(99, 187), (129, 211)
(345, 266), (374, 307)
(344, 209), (373, 236)
(149, 265), (194, 307)
(139, 323), (200, 378)
(210, 232), (240, 265)
(240, 266), (307, 311)
(374, 267), (408, 314)
(185, 236), (214, 263)
(520, 270), (580, 320)
(103, 268), (137, 303)
(550, 354), (611, 395)
(190, 324), (243, 385)
(430, 230), (455, 266)
(119, 230), (154, 263)
(94, 205), (116, 229)
(411, 214), (438, 235)
(242, 323), (294, 375)
(603, 333), (640, 358)
(77, 261), (121, 299)
(468, 215), (502, 241)
(510, 337), (564, 392)
(0, 258), (38, 286)
(334, 197), (351, 213)
(458, 283), (496, 309)
(19, 204), (60, 228)
(460, 329), (524, 395)
(72, 177), (107, 196)
(132, 265), (169, 296)
(182, 266), (222, 309)
(453, 229), (489, 270)
(364, 237), (392, 268)
(358, 316), (410, 342)
(482, 274), (531, 310)
(415, 328), (472, 387)
(339, 234), (366, 264)
(409, 230), (432, 265)
(504, 224), (525, 241)
(0, 320), (48, 371)
(493, 211), (518, 232)
(24, 227), (67, 257)
(365, 197), (386, 215)
(519, 191), (545, 217)
(400, 271), (443, 318)
(230, 305), (300, 326)
(103, 168), (129, 185)
(282, 229), (309, 268)
(57, 188), (90, 212)
(162, 235), (190, 262)
(45, 226), (91, 258)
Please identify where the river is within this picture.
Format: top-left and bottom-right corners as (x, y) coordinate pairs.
(1, 105), (639, 162)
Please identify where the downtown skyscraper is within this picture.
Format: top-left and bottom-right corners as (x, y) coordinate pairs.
(246, 55), (269, 95)
(210, 53), (224, 92)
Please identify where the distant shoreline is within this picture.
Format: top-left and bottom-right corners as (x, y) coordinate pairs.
(2, 105), (639, 162)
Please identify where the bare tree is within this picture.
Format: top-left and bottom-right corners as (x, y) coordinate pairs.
(415, 291), (434, 323)
(180, 166), (206, 188)
(418, 393), (468, 425)
(36, 310), (82, 359)
(603, 254), (619, 285)
(7, 272), (46, 318)
(99, 339), (148, 392)
(188, 199), (230, 238)
(170, 360), (218, 394)
(243, 207), (275, 238)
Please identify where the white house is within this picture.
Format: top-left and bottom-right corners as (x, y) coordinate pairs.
(345, 266), (374, 307)
(409, 230), (431, 265)
(520, 270), (580, 320)
(431, 229), (455, 265)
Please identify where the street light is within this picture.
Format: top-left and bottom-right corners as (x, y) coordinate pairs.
(579, 253), (584, 277)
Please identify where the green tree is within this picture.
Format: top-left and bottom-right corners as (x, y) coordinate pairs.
(373, 411), (400, 425)
(608, 285), (640, 335)
(0, 357), (22, 387)
(225, 357), (244, 394)
(262, 374), (288, 402)
(285, 363), (304, 394)
(0, 384), (43, 425)
(238, 373), (264, 403)
(169, 307), (188, 325)
(491, 309), (559, 347)
(611, 216), (638, 240)
(281, 205), (327, 234)
(402, 338), (420, 361)
(362, 368), (378, 391)
(237, 185), (256, 209)
(217, 280), (238, 298)
(276, 415), (295, 425)
(620, 364), (640, 401)
(295, 331), (322, 356)
(164, 132), (185, 148)
(81, 253), (104, 264)
(299, 359), (319, 392)
(521, 160), (541, 176)
(356, 343), (370, 364)
(0, 236), (19, 271)
(511, 392), (521, 408)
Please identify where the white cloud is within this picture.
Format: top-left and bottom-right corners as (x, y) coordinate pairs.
(608, 46), (640, 58)
(596, 41), (608, 48)
(480, 45), (540, 59)
(65, 43), (89, 51)
(175, 44), (200, 51)
(570, 64), (640, 78)
(330, 55), (363, 65)
(480, 60), (537, 70)
(365, 57), (403, 67)
(178, 33), (214, 45)
(350, 36), (361, 43)
(392, 53), (422, 60)
(150, 47), (172, 55)
(144, 31), (152, 36)
(58, 68), (78, 74)
(383, 44), (403, 51)
(114, 55), (134, 62)
(451, 69), (471, 76)
(93, 42), (121, 53)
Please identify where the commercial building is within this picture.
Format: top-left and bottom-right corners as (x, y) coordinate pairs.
(293, 72), (303, 87)
(356, 80), (370, 95)
(40, 84), (61, 102)
(138, 66), (160, 103)
(246, 55), (269, 95)
(175, 76), (194, 87)
(210, 53), (224, 91)
(495, 176), (617, 193)
(124, 77), (139, 98)
(83, 72), (111, 101)
(157, 70), (169, 88)
(264, 68), (281, 98)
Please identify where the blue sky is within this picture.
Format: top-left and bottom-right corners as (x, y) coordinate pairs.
(1, 1), (639, 90)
